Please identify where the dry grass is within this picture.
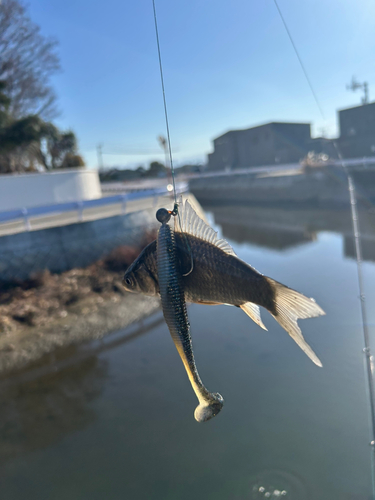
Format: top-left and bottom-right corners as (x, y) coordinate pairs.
(0, 230), (157, 334)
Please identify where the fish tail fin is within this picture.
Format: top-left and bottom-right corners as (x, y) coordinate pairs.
(265, 277), (325, 367)
(240, 302), (267, 331)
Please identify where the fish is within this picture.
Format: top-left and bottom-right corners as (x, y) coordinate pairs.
(123, 200), (325, 367)
(155, 207), (224, 422)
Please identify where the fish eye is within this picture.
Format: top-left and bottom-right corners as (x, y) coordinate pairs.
(125, 277), (132, 286)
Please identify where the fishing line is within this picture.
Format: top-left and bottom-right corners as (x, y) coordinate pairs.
(273, 0), (375, 484)
(272, 0), (325, 121)
(151, 0), (177, 208)
(152, 0), (194, 275)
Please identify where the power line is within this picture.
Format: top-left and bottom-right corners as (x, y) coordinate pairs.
(273, 0), (325, 121)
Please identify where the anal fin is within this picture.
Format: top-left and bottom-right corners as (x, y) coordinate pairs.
(240, 302), (267, 331)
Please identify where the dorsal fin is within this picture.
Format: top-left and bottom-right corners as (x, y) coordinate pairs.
(174, 199), (236, 256)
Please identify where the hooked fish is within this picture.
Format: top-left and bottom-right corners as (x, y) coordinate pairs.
(155, 207), (224, 422)
(123, 200), (325, 367)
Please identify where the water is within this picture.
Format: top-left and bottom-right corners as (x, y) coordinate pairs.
(1, 197), (375, 499)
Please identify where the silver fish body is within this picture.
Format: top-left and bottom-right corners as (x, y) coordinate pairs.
(156, 209), (223, 422)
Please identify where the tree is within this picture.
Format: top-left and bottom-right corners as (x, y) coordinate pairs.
(146, 161), (166, 177)
(0, 0), (60, 120)
(0, 79), (45, 172)
(0, 80), (11, 127)
(38, 124), (72, 169)
(136, 165), (146, 177)
(0, 115), (43, 152)
(38, 124), (84, 170)
(0, 2), (87, 173)
(0, 81), (84, 173)
(61, 153), (85, 169)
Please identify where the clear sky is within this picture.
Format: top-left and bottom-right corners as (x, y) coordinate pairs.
(28, 0), (375, 169)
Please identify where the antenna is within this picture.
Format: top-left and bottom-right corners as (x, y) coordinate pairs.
(346, 76), (369, 104)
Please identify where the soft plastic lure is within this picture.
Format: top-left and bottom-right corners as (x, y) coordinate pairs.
(156, 207), (224, 422)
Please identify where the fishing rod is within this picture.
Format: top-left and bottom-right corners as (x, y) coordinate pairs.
(273, 0), (375, 488)
(333, 145), (375, 447)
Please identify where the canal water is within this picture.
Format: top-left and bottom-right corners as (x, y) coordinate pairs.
(1, 197), (375, 499)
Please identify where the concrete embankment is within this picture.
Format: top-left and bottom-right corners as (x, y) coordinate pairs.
(0, 199), (171, 283)
(189, 166), (375, 207)
(0, 193), (199, 375)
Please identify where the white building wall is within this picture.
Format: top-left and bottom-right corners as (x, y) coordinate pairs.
(0, 169), (102, 211)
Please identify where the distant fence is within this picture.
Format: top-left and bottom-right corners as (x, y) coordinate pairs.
(0, 184), (188, 283)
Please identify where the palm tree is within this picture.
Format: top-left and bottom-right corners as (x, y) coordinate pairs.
(0, 81), (84, 173)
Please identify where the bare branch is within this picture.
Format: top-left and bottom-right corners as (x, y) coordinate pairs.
(0, 0), (60, 120)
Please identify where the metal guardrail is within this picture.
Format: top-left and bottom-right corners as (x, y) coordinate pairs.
(0, 182), (188, 231)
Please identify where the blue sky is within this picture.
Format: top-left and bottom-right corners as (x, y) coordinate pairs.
(29, 0), (375, 169)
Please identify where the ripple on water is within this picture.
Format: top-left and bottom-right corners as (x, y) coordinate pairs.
(249, 468), (308, 499)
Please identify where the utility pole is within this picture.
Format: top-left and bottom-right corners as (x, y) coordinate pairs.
(363, 81), (369, 104)
(157, 135), (168, 169)
(346, 76), (369, 104)
(157, 135), (173, 191)
(318, 126), (327, 138)
(97, 144), (104, 169)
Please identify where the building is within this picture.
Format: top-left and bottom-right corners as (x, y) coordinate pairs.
(207, 122), (311, 171)
(338, 102), (375, 158)
(207, 101), (375, 171)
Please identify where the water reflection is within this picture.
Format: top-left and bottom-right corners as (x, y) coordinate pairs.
(0, 349), (108, 464)
(206, 204), (375, 261)
(0, 312), (164, 466)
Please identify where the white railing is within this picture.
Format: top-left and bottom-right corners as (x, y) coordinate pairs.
(0, 182), (188, 232)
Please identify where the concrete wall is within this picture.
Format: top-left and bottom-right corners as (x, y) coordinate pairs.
(0, 169), (102, 212)
(189, 166), (363, 207)
(0, 207), (158, 282)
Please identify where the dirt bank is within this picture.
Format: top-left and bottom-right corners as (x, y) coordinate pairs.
(0, 235), (160, 374)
